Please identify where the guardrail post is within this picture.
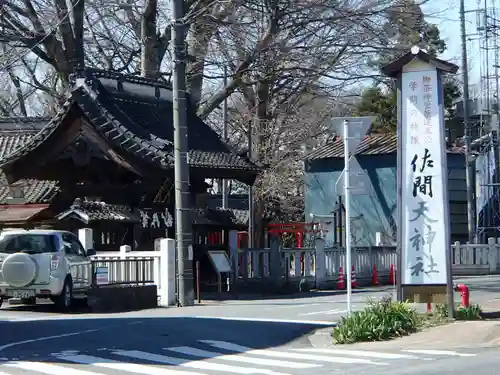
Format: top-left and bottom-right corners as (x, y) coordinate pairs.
(158, 238), (176, 306)
(228, 230), (238, 286)
(79, 228), (93, 251)
(488, 237), (497, 273)
(453, 241), (461, 265)
(269, 236), (280, 283)
(314, 238), (326, 289)
(242, 250), (248, 281)
(120, 245), (131, 282)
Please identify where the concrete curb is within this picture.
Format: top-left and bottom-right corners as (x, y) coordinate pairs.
(307, 321), (500, 350)
(308, 327), (334, 348)
(200, 285), (396, 304)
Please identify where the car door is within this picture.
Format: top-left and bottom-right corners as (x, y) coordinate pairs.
(67, 233), (92, 289)
(62, 233), (82, 290)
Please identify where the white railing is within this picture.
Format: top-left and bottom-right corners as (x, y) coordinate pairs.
(452, 237), (500, 275)
(89, 239), (176, 306)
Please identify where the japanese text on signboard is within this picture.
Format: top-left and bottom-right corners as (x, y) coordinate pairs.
(402, 69), (447, 285)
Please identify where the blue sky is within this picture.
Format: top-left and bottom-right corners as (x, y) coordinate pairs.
(422, 0), (486, 86)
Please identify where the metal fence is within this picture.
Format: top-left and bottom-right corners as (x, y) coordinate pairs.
(88, 237), (500, 298)
(90, 257), (156, 286)
(236, 245), (397, 284)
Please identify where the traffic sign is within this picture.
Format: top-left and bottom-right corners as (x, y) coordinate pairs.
(330, 116), (375, 152)
(335, 156), (371, 196)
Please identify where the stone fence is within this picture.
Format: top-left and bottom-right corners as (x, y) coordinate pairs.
(231, 239), (397, 291)
(232, 237), (500, 292)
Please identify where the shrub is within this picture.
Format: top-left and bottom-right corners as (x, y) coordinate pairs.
(434, 303), (483, 320)
(331, 297), (421, 344)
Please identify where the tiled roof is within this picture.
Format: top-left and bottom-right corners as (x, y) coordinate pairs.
(0, 69), (260, 183)
(0, 178), (59, 204)
(0, 118), (60, 204)
(56, 198), (248, 226)
(306, 134), (465, 160)
(0, 205), (49, 223)
(57, 198), (140, 223)
(74, 70), (260, 172)
(0, 101), (75, 169)
(189, 151), (257, 170)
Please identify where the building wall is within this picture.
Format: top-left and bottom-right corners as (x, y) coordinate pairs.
(304, 153), (468, 246)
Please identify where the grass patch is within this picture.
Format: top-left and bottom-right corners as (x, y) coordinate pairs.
(331, 297), (482, 344)
(434, 303), (483, 321)
(331, 297), (421, 344)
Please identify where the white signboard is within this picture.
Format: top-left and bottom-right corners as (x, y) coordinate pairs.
(401, 67), (448, 285)
(208, 251), (232, 273)
(95, 266), (109, 285)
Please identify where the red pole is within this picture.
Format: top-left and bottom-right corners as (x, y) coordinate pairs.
(296, 232), (303, 248)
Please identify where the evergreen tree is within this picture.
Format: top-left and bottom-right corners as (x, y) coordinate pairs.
(355, 0), (461, 133)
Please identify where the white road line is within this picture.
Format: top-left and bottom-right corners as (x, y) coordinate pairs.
(4, 361), (104, 375)
(113, 349), (289, 375)
(402, 350), (477, 357)
(164, 346), (320, 369)
(267, 304), (321, 310)
(293, 348), (419, 359)
(200, 341), (387, 365)
(298, 309), (347, 316)
(190, 316), (336, 326)
(53, 353), (206, 375)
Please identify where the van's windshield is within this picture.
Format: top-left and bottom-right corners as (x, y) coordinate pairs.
(0, 233), (57, 254)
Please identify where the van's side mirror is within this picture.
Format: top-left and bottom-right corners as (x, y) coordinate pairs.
(86, 248), (96, 257)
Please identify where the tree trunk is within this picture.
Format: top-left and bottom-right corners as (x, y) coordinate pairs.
(140, 0), (159, 78)
(253, 78), (271, 247)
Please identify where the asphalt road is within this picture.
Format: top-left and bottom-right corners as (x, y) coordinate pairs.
(0, 314), (485, 375)
(0, 276), (497, 374)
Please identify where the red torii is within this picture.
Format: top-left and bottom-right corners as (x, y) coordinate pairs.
(237, 222), (330, 249)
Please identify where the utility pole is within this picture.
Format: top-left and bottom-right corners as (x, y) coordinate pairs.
(222, 66), (229, 209)
(248, 120), (254, 248)
(461, 0), (477, 243)
(171, 0), (194, 306)
(485, 0), (491, 114)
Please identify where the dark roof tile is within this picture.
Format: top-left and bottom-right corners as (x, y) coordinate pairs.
(0, 70), (260, 179)
(57, 198), (140, 223)
(189, 151), (257, 170)
(56, 198), (248, 226)
(307, 134), (464, 160)
(381, 48), (459, 78)
(0, 178), (60, 204)
(0, 122), (60, 204)
(73, 69), (259, 172)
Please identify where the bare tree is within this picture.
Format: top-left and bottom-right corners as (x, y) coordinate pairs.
(0, 0), (403, 242)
